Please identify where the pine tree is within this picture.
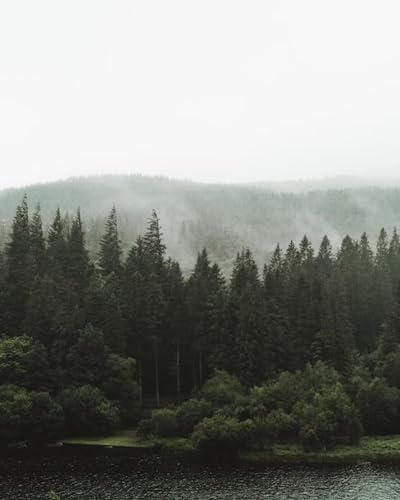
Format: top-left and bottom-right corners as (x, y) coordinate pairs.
(164, 259), (186, 400)
(374, 228), (394, 336)
(30, 203), (46, 275)
(68, 209), (92, 293)
(143, 210), (166, 274)
(98, 206), (122, 278)
(186, 249), (224, 387)
(228, 249), (264, 385)
(47, 207), (68, 279)
(4, 195), (32, 335)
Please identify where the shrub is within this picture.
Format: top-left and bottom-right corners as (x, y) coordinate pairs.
(191, 414), (253, 457)
(353, 377), (400, 435)
(251, 409), (296, 450)
(58, 385), (120, 436)
(137, 418), (155, 439)
(175, 399), (213, 436)
(150, 409), (178, 437)
(137, 409), (178, 438)
(199, 370), (245, 408)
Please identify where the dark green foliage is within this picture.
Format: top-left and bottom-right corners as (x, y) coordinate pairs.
(352, 376), (400, 435)
(58, 385), (120, 436)
(198, 370), (245, 408)
(0, 336), (49, 390)
(98, 206), (122, 278)
(67, 324), (108, 386)
(0, 385), (63, 445)
(3, 194), (400, 448)
(175, 398), (213, 436)
(137, 409), (178, 438)
(192, 414), (253, 458)
(101, 354), (140, 423)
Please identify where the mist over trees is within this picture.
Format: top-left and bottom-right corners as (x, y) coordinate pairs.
(2, 193), (400, 448)
(2, 175), (400, 272)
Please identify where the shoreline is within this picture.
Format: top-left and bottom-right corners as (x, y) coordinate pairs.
(58, 433), (400, 466)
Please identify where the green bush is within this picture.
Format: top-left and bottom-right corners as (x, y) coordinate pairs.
(0, 385), (64, 445)
(175, 398), (213, 436)
(353, 376), (400, 435)
(150, 409), (178, 437)
(251, 409), (296, 450)
(137, 418), (155, 439)
(192, 414), (253, 457)
(199, 370), (245, 408)
(58, 385), (120, 436)
(137, 409), (178, 438)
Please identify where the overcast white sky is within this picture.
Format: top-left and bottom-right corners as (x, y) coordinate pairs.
(1, 0), (400, 188)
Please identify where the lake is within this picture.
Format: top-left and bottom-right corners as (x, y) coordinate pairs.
(1, 452), (400, 499)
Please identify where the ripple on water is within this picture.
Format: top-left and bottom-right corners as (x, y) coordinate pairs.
(1, 456), (400, 499)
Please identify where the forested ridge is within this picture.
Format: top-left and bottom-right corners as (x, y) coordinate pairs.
(3, 175), (400, 272)
(2, 194), (400, 452)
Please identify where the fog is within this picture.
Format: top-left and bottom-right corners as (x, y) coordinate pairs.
(1, 1), (400, 189)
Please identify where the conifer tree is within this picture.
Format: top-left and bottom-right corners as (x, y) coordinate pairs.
(47, 207), (68, 279)
(30, 203), (46, 275)
(4, 195), (32, 335)
(228, 249), (264, 385)
(68, 209), (92, 293)
(98, 206), (122, 278)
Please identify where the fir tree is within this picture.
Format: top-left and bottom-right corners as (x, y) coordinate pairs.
(98, 206), (122, 278)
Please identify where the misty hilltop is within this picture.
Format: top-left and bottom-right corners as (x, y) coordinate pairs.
(1, 174), (400, 272)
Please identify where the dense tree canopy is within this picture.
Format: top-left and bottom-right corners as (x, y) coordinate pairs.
(1, 196), (400, 446)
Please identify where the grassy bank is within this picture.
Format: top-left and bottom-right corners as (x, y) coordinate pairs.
(62, 430), (192, 452)
(241, 435), (400, 465)
(63, 432), (400, 464)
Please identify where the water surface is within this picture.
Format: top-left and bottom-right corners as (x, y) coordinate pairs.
(1, 453), (399, 499)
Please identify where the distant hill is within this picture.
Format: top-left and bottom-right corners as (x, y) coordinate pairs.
(252, 175), (400, 193)
(1, 174), (400, 273)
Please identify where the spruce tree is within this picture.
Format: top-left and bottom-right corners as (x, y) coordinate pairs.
(30, 203), (46, 275)
(4, 195), (32, 335)
(68, 209), (92, 293)
(98, 206), (122, 278)
(228, 249), (264, 385)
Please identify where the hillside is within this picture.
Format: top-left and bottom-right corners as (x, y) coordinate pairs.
(1, 174), (400, 272)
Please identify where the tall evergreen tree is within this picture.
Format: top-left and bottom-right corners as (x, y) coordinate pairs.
(68, 209), (92, 293)
(4, 195), (32, 335)
(30, 203), (46, 275)
(98, 206), (122, 278)
(227, 249), (264, 385)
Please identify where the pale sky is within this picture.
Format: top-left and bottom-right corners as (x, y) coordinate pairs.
(1, 0), (400, 189)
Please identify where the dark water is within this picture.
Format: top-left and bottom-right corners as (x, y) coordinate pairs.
(1, 452), (400, 499)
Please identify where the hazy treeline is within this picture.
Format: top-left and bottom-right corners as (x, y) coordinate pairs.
(2, 175), (400, 272)
(2, 194), (400, 447)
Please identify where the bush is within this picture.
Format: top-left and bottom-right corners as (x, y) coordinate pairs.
(58, 385), (120, 436)
(137, 409), (178, 438)
(199, 370), (245, 408)
(294, 382), (361, 451)
(29, 392), (64, 443)
(102, 354), (140, 424)
(191, 414), (253, 457)
(175, 399), (213, 436)
(0, 385), (64, 445)
(251, 409), (296, 450)
(137, 418), (155, 439)
(353, 377), (400, 435)
(299, 426), (322, 452)
(150, 409), (178, 437)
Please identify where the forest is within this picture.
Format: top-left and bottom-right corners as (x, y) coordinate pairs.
(3, 174), (400, 273)
(1, 194), (400, 453)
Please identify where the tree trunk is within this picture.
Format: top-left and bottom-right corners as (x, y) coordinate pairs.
(176, 341), (181, 402)
(138, 358), (143, 407)
(199, 349), (203, 386)
(154, 344), (160, 408)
